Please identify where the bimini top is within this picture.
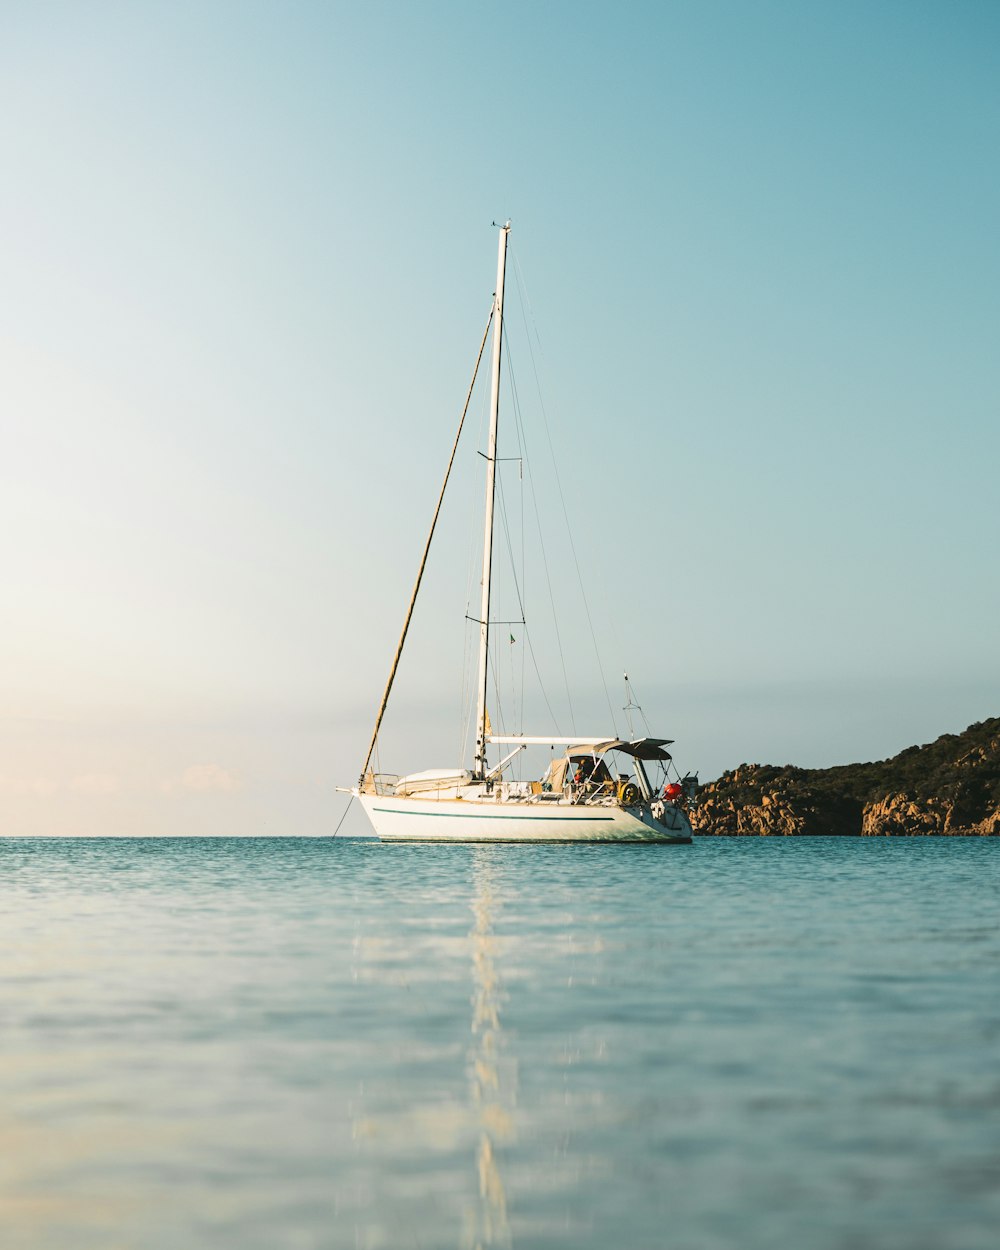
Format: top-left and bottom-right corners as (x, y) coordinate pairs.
(486, 734), (674, 761)
(568, 738), (674, 761)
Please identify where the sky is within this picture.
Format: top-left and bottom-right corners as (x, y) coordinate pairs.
(1, 1), (998, 835)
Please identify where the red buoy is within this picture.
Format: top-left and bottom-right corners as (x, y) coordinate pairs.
(663, 782), (683, 801)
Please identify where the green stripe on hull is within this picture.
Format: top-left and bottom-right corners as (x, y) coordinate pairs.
(371, 807), (616, 822)
(377, 835), (692, 844)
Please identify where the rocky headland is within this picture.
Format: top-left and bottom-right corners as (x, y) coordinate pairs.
(690, 717), (1000, 836)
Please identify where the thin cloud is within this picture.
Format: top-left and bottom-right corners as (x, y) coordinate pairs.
(0, 774), (59, 797)
(175, 763), (241, 794)
(71, 773), (121, 795)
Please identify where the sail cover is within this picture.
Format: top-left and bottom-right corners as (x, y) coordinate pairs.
(396, 769), (473, 795)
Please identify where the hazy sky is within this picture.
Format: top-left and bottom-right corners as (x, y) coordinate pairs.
(2, 1), (998, 835)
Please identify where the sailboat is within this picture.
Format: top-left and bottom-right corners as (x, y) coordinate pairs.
(348, 223), (695, 843)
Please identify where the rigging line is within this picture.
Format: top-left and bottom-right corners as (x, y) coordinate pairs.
(492, 389), (526, 739)
(502, 335), (576, 732)
(515, 266), (617, 730)
(518, 619), (526, 736)
(495, 342), (562, 733)
(495, 320), (530, 740)
(460, 679), (477, 771)
(518, 374), (526, 738)
(491, 318), (564, 737)
(484, 410), (561, 732)
(487, 638), (506, 741)
(332, 793), (354, 838)
(509, 632), (515, 734)
(458, 593), (477, 765)
(492, 353), (526, 615)
(509, 385), (572, 733)
(511, 246), (545, 357)
(623, 671), (654, 738)
(494, 462), (524, 624)
(510, 257), (612, 726)
(637, 681), (653, 736)
(625, 670), (655, 735)
(522, 622), (560, 729)
(509, 627), (519, 739)
(522, 263), (650, 736)
(358, 305), (494, 786)
(500, 332), (547, 740)
(492, 474), (519, 735)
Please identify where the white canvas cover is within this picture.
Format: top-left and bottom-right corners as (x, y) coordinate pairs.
(542, 756), (569, 793)
(395, 768), (473, 796)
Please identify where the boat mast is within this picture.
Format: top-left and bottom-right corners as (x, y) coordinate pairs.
(474, 222), (510, 779)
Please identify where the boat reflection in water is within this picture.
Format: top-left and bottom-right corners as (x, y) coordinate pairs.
(466, 850), (514, 1249)
(346, 848), (517, 1247)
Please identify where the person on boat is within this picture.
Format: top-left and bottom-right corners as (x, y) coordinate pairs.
(572, 756), (614, 797)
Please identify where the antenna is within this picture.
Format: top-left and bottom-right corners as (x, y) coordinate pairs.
(623, 672), (640, 739)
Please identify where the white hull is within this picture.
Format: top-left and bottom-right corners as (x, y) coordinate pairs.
(357, 793), (692, 843)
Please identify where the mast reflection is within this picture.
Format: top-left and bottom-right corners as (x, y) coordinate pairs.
(467, 849), (514, 1249)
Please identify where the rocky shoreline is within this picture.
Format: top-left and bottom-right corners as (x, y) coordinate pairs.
(689, 717), (1000, 836)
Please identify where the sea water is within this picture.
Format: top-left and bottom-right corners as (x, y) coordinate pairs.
(2, 836), (998, 1250)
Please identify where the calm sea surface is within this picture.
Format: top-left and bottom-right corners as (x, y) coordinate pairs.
(2, 836), (998, 1250)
